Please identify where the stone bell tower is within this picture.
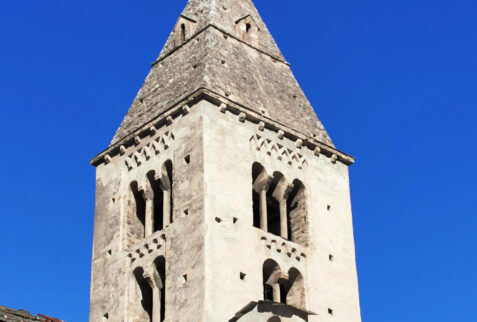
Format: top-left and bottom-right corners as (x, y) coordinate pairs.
(89, 0), (361, 321)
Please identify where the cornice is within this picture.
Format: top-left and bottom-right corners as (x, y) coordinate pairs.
(90, 88), (355, 167)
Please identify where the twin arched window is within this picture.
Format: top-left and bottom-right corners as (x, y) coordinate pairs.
(128, 161), (173, 244)
(132, 256), (166, 322)
(252, 163), (309, 246)
(263, 259), (306, 309)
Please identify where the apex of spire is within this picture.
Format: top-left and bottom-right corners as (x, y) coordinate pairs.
(109, 0), (335, 149)
(158, 0), (285, 61)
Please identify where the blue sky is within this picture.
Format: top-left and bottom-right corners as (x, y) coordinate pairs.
(0, 0), (476, 321)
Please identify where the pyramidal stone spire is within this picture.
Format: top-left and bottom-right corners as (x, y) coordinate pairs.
(89, 1), (361, 321)
(110, 0), (335, 148)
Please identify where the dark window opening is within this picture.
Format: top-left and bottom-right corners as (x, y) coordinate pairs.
(252, 163), (266, 229)
(252, 190), (260, 228)
(280, 283), (287, 304)
(263, 259), (281, 303)
(155, 257), (166, 321)
(246, 23), (252, 34)
(264, 284), (274, 301)
(163, 160), (174, 225)
(180, 23), (186, 42)
(131, 181), (146, 238)
(286, 180), (306, 244)
(134, 267), (153, 321)
(267, 196), (281, 236)
(148, 171), (164, 232)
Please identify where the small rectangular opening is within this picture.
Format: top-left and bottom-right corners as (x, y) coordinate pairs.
(215, 217), (222, 223)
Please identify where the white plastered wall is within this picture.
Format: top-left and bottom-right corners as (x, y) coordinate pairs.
(200, 101), (361, 322)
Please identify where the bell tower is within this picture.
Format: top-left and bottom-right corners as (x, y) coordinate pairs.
(89, 0), (361, 321)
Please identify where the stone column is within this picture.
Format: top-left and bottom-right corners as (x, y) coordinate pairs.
(152, 287), (161, 322)
(260, 189), (268, 232)
(272, 177), (294, 240)
(145, 270), (164, 322)
(279, 200), (288, 240)
(160, 172), (172, 228)
(272, 283), (281, 303)
(145, 198), (154, 237)
(253, 169), (273, 232)
(163, 189), (171, 227)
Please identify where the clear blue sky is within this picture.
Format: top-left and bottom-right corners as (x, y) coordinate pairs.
(1, 0), (476, 321)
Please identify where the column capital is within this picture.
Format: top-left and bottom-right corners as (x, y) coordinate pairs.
(143, 270), (163, 290)
(272, 176), (294, 201)
(253, 169), (273, 192)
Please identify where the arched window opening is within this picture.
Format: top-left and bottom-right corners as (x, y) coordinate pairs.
(245, 23), (252, 34)
(270, 172), (294, 240)
(252, 163), (272, 231)
(147, 171), (164, 232)
(252, 189), (261, 229)
(287, 180), (308, 246)
(251, 165), (308, 245)
(130, 181), (146, 240)
(154, 256), (166, 322)
(133, 267), (153, 321)
(282, 268), (306, 310)
(267, 175), (282, 236)
(161, 160), (173, 226)
(132, 258), (167, 322)
(252, 163), (264, 229)
(263, 259), (283, 303)
(180, 23), (186, 43)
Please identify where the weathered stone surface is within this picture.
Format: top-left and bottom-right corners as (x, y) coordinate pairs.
(158, 0), (285, 61)
(90, 1), (361, 321)
(0, 306), (43, 322)
(111, 0), (333, 147)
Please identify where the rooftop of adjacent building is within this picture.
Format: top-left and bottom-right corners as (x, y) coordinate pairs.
(0, 306), (62, 322)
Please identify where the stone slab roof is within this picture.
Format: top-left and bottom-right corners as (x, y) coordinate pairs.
(0, 306), (43, 322)
(158, 0), (285, 61)
(111, 0), (334, 148)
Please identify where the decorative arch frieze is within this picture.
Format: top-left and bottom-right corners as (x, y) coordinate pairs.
(125, 131), (175, 171)
(250, 134), (308, 169)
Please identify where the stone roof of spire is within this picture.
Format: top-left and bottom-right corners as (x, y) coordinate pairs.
(157, 0), (285, 61)
(111, 0), (334, 147)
